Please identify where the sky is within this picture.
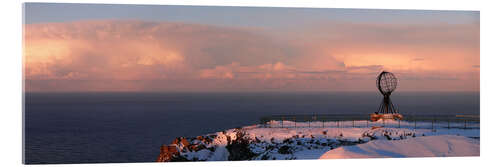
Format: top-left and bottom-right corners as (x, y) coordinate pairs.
(23, 3), (480, 92)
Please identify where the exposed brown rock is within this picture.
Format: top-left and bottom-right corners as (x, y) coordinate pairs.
(171, 138), (180, 145)
(188, 144), (198, 151)
(156, 144), (180, 162)
(180, 138), (190, 146)
(193, 144), (207, 152)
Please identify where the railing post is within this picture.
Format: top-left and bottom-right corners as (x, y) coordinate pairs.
(414, 119), (417, 129)
(294, 117), (296, 128)
(352, 120), (355, 128)
(447, 119), (450, 129)
(281, 117), (284, 128)
(366, 120), (369, 128)
(398, 119), (400, 128)
(464, 120), (467, 129)
(267, 118), (270, 128)
(432, 119), (434, 130)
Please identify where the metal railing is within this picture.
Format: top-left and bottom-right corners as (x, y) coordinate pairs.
(259, 114), (480, 129)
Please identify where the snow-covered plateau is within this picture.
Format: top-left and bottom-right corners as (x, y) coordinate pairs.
(156, 120), (479, 162)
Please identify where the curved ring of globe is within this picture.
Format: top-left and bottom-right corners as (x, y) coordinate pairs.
(377, 72), (398, 94)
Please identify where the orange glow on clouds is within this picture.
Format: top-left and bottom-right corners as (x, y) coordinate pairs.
(24, 20), (479, 92)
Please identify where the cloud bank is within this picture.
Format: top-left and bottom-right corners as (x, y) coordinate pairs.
(24, 20), (479, 92)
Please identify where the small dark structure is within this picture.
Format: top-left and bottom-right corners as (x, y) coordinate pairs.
(371, 71), (403, 121)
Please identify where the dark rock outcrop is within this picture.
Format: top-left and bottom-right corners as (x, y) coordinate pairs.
(156, 144), (180, 162)
(225, 129), (257, 160)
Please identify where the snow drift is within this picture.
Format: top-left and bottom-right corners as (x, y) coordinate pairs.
(320, 135), (479, 159)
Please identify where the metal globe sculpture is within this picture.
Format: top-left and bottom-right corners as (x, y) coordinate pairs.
(376, 71), (399, 115)
(376, 71), (398, 95)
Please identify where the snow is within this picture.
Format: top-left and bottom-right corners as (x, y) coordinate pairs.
(319, 135), (479, 159)
(165, 120), (479, 161)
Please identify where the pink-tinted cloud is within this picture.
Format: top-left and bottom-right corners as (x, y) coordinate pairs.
(24, 20), (479, 92)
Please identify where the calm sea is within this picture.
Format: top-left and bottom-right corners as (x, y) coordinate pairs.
(24, 92), (479, 164)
